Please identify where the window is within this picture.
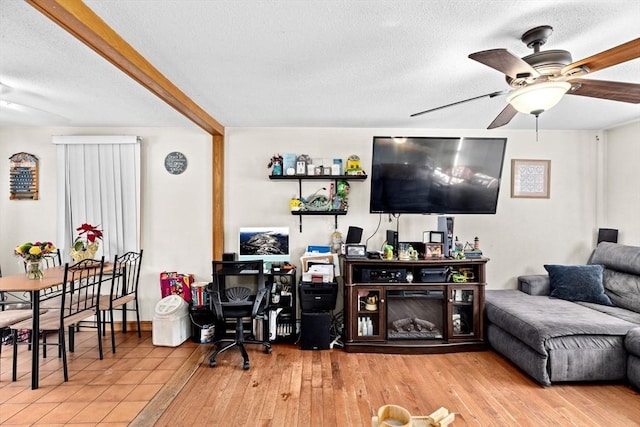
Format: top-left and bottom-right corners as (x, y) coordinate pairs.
(53, 135), (141, 262)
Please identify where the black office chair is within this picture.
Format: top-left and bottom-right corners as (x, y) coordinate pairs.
(207, 260), (272, 370)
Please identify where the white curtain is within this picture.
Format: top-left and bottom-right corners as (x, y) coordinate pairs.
(53, 135), (141, 262)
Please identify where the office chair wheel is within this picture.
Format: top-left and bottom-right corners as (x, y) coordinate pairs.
(209, 360), (217, 367)
(243, 361), (250, 370)
(264, 346), (272, 354)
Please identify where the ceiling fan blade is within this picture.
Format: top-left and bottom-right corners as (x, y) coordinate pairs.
(487, 104), (518, 129)
(568, 78), (640, 103)
(469, 49), (540, 80)
(561, 38), (640, 75)
(410, 90), (508, 117)
(0, 99), (69, 123)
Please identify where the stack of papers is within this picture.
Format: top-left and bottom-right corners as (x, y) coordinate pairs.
(300, 252), (340, 283)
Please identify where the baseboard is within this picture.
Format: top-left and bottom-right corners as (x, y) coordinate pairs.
(78, 320), (153, 332)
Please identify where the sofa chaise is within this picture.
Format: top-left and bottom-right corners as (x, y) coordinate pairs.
(485, 242), (640, 388)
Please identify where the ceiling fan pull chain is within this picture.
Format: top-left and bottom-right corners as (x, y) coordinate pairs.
(535, 114), (539, 141)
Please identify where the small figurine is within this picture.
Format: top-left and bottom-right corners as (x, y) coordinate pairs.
(267, 154), (283, 176)
(336, 180), (350, 210)
(330, 230), (343, 254)
(346, 154), (365, 175)
(383, 244), (394, 260)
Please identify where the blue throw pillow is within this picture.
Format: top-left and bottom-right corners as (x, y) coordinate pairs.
(544, 264), (613, 306)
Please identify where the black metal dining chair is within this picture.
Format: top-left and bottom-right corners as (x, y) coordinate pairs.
(10, 257), (106, 382)
(97, 250), (144, 354)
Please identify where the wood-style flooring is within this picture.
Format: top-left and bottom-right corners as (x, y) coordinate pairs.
(1, 330), (640, 426)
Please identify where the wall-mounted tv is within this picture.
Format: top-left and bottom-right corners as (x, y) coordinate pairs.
(370, 136), (507, 215)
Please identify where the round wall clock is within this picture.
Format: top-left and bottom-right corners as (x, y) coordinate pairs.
(164, 151), (188, 175)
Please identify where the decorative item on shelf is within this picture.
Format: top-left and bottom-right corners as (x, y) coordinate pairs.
(14, 240), (57, 280)
(425, 242), (444, 259)
(71, 223), (103, 262)
(331, 158), (343, 175)
(463, 240), (483, 259)
(289, 195), (301, 211)
(451, 271), (467, 283)
(383, 244), (394, 260)
(336, 180), (350, 211)
(296, 154), (310, 175)
(267, 154), (283, 176)
(345, 154), (365, 175)
(282, 153), (297, 176)
(365, 293), (378, 311)
(330, 230), (343, 254)
(300, 187), (331, 211)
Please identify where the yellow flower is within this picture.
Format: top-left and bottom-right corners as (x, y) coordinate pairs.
(15, 246), (23, 254)
(29, 246), (42, 256)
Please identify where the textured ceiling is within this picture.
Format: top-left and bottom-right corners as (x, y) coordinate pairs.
(0, 0), (639, 130)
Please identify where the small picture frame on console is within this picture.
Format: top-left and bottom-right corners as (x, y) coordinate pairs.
(425, 242), (444, 258)
(425, 231), (444, 244)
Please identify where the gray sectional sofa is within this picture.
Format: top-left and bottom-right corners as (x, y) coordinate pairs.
(485, 242), (640, 388)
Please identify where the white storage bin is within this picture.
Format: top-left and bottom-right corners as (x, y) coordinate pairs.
(152, 294), (191, 347)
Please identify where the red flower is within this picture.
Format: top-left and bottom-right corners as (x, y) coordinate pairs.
(76, 223), (103, 243)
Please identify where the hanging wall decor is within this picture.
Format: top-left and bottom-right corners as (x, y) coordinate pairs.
(164, 151), (188, 175)
(9, 152), (39, 200)
(511, 159), (551, 199)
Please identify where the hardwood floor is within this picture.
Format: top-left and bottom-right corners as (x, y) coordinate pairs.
(2, 330), (640, 426)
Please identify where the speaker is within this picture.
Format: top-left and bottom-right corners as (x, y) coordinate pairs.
(597, 228), (618, 244)
(437, 216), (455, 257)
(301, 312), (331, 350)
(386, 230), (398, 255)
(222, 252), (236, 261)
(346, 226), (363, 244)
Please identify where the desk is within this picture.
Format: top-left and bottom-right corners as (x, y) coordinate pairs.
(0, 263), (112, 389)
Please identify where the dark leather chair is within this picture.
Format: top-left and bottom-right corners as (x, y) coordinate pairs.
(207, 260), (271, 370)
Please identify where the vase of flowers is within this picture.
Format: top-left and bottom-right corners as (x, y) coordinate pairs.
(14, 241), (57, 280)
(71, 223), (103, 262)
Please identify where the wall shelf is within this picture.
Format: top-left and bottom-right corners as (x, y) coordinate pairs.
(269, 174), (367, 231)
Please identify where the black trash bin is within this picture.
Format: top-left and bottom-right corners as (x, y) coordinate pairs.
(190, 308), (215, 344)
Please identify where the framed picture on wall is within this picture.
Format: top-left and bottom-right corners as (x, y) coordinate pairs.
(511, 159), (551, 199)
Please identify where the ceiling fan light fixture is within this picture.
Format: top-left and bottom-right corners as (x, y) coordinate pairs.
(507, 81), (571, 115)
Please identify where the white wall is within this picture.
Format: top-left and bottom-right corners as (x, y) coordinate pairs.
(1, 122), (634, 321)
(226, 127), (601, 290)
(0, 126), (212, 321)
(602, 120), (640, 244)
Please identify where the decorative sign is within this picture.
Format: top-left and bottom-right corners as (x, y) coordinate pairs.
(9, 152), (39, 200)
(511, 159), (551, 198)
(164, 151), (188, 175)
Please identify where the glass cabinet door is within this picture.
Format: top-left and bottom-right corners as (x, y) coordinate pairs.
(353, 287), (385, 341)
(448, 286), (479, 339)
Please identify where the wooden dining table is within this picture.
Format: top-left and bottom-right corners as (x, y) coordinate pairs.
(0, 263), (113, 390)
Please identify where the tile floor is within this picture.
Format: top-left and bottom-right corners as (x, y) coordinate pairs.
(0, 328), (202, 426)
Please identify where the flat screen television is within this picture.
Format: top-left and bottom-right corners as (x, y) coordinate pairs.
(238, 226), (290, 264)
(370, 136), (507, 214)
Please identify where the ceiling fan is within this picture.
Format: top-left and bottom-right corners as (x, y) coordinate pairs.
(411, 26), (640, 129)
(0, 81), (69, 125)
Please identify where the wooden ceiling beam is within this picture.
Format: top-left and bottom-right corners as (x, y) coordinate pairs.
(26, 0), (224, 136)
